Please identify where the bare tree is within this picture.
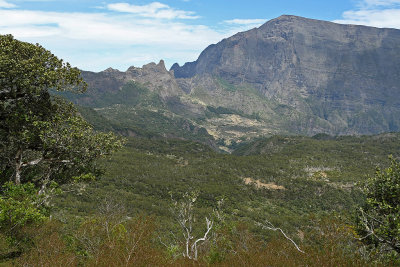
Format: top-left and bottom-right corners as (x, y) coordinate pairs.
(74, 198), (128, 264)
(256, 219), (305, 253)
(169, 191), (213, 260)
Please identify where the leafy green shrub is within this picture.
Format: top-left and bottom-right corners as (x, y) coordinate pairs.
(0, 182), (49, 261)
(356, 156), (400, 263)
(0, 182), (48, 232)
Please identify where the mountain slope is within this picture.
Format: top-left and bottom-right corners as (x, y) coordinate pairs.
(171, 15), (400, 135)
(59, 62), (214, 144)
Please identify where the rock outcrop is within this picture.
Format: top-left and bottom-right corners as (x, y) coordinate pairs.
(82, 60), (182, 99)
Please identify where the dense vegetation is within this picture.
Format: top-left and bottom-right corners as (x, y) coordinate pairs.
(46, 134), (398, 265)
(0, 34), (123, 264)
(55, 134), (400, 223)
(2, 134), (399, 265)
(1, 35), (400, 266)
(355, 156), (400, 259)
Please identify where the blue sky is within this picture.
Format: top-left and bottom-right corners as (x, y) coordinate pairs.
(1, 0), (400, 71)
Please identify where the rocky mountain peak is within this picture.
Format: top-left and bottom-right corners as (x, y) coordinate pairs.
(141, 60), (167, 73)
(102, 67), (121, 73)
(82, 59), (182, 100)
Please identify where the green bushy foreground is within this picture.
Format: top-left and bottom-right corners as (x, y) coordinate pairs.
(2, 34), (400, 266)
(55, 133), (400, 226)
(2, 134), (399, 266)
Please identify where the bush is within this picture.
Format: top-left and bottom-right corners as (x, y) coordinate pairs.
(0, 182), (49, 261)
(355, 156), (400, 263)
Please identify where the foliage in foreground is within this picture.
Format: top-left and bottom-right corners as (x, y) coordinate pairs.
(5, 212), (378, 267)
(0, 182), (49, 261)
(0, 33), (85, 185)
(356, 156), (400, 262)
(0, 34), (124, 263)
(0, 34), (124, 189)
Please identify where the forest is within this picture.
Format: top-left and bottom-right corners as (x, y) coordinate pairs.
(1, 34), (400, 266)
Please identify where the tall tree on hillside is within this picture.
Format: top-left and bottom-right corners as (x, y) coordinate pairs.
(0, 34), (123, 191)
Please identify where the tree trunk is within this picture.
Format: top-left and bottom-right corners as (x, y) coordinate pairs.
(14, 149), (22, 184)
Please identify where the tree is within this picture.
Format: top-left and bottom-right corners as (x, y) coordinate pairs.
(167, 191), (213, 260)
(0, 34), (124, 260)
(0, 34), (123, 190)
(0, 181), (50, 259)
(1, 33), (83, 184)
(356, 156), (400, 257)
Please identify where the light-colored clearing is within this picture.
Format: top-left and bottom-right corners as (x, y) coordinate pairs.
(243, 177), (285, 190)
(206, 128), (220, 139)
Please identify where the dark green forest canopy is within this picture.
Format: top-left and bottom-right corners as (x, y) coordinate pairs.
(0, 34), (123, 188)
(55, 134), (400, 225)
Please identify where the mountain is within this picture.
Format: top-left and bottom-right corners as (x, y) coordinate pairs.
(59, 61), (214, 144)
(64, 15), (400, 151)
(171, 15), (400, 135)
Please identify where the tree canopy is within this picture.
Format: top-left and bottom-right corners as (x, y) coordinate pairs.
(0, 34), (123, 189)
(0, 35), (124, 258)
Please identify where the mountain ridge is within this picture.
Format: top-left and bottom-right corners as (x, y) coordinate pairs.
(169, 14), (400, 135)
(65, 15), (400, 150)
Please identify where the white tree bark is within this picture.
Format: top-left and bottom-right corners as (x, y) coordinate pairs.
(170, 192), (214, 260)
(191, 217), (213, 260)
(257, 219), (305, 253)
(14, 149), (23, 184)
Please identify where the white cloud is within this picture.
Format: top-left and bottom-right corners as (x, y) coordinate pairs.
(0, 9), (218, 46)
(335, 0), (400, 29)
(0, 0), (16, 8)
(361, 0), (400, 7)
(224, 19), (266, 26)
(335, 8), (400, 28)
(0, 8), (224, 71)
(107, 2), (199, 19)
(0, 2), (263, 71)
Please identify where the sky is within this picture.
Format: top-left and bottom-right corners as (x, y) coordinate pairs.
(1, 0), (400, 71)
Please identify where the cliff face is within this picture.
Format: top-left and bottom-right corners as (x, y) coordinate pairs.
(172, 15), (400, 97)
(171, 15), (400, 134)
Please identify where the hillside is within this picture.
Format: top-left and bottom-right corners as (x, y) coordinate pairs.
(3, 24), (400, 265)
(54, 133), (400, 231)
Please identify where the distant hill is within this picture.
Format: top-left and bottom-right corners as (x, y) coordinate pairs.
(64, 15), (400, 151)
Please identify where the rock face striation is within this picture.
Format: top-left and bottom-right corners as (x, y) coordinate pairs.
(171, 15), (400, 134)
